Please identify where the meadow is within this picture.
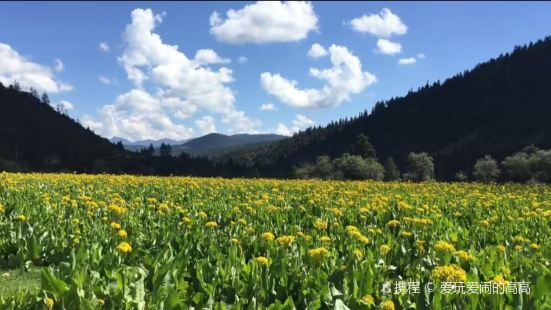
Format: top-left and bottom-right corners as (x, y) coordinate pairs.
(0, 172), (550, 309)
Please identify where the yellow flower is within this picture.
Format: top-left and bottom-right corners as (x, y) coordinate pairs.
(353, 249), (363, 260)
(198, 211), (208, 219)
(45, 297), (54, 310)
(255, 256), (269, 266)
(314, 219), (328, 231)
(431, 265), (467, 282)
(319, 236), (332, 243)
(0, 203), (4, 213)
(117, 229), (128, 238)
(230, 238), (240, 245)
(158, 203), (169, 213)
(111, 222), (121, 230)
(497, 245), (506, 253)
(530, 243), (540, 252)
(238, 218), (247, 225)
(329, 207), (343, 217)
(358, 236), (370, 244)
(109, 204), (126, 215)
(455, 250), (474, 262)
(116, 242), (132, 254)
(308, 247), (329, 260)
(382, 300), (395, 310)
(181, 216), (192, 225)
(435, 241), (456, 253)
(361, 294), (374, 306)
(380, 245), (391, 255)
(480, 220), (490, 226)
(297, 231), (312, 242)
(513, 235), (525, 243)
(400, 231), (413, 238)
(205, 221), (218, 229)
(15, 215), (27, 222)
(492, 275), (509, 285)
(387, 220), (400, 228)
(276, 235), (295, 246)
(262, 232), (275, 242)
(416, 240), (426, 252)
(514, 245), (523, 252)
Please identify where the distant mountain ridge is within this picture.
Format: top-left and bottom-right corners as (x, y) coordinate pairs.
(111, 133), (287, 156)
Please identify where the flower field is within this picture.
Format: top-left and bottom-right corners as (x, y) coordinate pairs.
(1, 173), (550, 309)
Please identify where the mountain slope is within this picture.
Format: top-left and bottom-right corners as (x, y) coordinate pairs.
(224, 36), (551, 179)
(0, 83), (126, 171)
(172, 133), (287, 156)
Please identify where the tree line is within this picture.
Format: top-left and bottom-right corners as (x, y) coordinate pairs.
(292, 134), (551, 183)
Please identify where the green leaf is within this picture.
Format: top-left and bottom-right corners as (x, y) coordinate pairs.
(41, 268), (69, 297)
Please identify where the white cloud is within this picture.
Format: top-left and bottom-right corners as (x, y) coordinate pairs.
(84, 8), (260, 140)
(210, 1), (318, 44)
(417, 53), (426, 59)
(99, 42), (110, 52)
(275, 114), (314, 136)
(375, 38), (401, 55)
(98, 75), (118, 85)
(308, 43), (328, 58)
(237, 56), (248, 63)
(398, 57), (417, 65)
(58, 100), (74, 110)
(275, 123), (293, 136)
(261, 44), (376, 108)
(195, 116), (217, 135)
(84, 89), (196, 141)
(222, 110), (262, 134)
(0, 43), (72, 93)
(193, 49), (231, 65)
(259, 103), (276, 111)
(350, 8), (407, 38)
(54, 58), (64, 72)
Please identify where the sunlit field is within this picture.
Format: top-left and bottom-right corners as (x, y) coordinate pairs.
(1, 173), (550, 309)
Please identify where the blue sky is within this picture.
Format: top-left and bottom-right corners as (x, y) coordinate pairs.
(1, 1), (550, 141)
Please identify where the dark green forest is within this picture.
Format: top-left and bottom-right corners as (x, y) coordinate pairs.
(2, 36), (551, 181)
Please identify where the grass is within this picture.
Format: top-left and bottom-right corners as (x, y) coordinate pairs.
(0, 266), (42, 297)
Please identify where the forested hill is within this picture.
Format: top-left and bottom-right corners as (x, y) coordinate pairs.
(0, 83), (127, 172)
(224, 36), (551, 180)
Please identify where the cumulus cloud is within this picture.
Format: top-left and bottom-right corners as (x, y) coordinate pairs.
(417, 53), (426, 59)
(0, 43), (72, 93)
(83, 9), (260, 141)
(193, 49), (231, 65)
(275, 114), (314, 136)
(398, 57), (416, 65)
(195, 115), (216, 135)
(210, 1), (318, 44)
(349, 8), (407, 38)
(307, 43), (328, 58)
(99, 42), (110, 52)
(83, 89), (195, 141)
(375, 38), (401, 55)
(261, 44), (376, 108)
(237, 56), (248, 63)
(259, 103), (276, 111)
(54, 58), (64, 72)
